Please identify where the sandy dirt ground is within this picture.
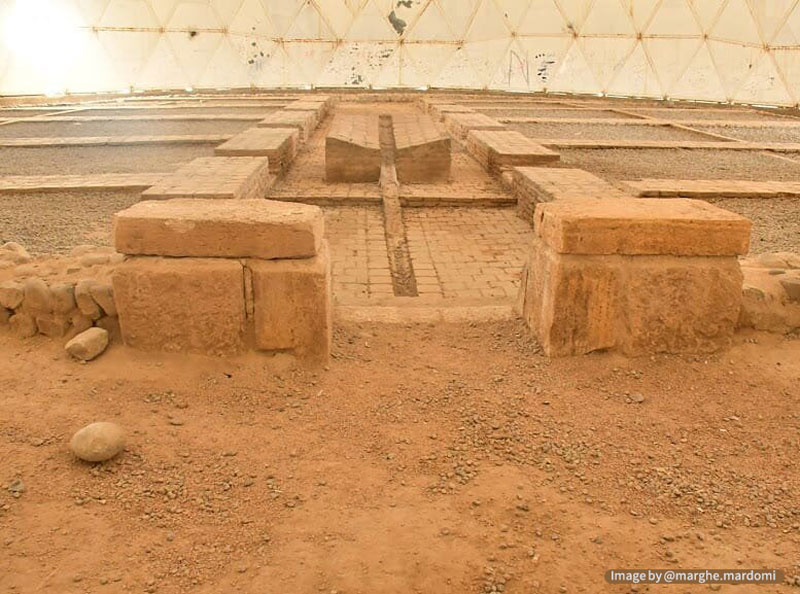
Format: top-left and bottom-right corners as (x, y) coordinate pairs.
(1, 321), (798, 594)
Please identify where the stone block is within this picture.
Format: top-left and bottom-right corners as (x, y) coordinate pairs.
(50, 283), (76, 314)
(325, 114), (381, 183)
(10, 312), (37, 337)
(467, 129), (560, 174)
(22, 278), (53, 313)
(75, 280), (102, 320)
(141, 157), (273, 201)
(444, 112), (505, 139)
(517, 237), (744, 356)
(534, 198), (751, 257)
(112, 257), (246, 356)
(248, 242), (331, 363)
(392, 114), (451, 183)
(114, 198), (323, 260)
(258, 110), (316, 142)
(36, 314), (71, 338)
(89, 283), (117, 317)
(0, 281), (23, 309)
(214, 127), (299, 174)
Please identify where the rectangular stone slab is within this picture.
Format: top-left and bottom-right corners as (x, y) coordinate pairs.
(392, 113), (451, 183)
(325, 114), (381, 183)
(258, 110), (316, 141)
(248, 242), (331, 363)
(214, 127), (299, 173)
(535, 197), (752, 256)
(444, 112), (505, 139)
(113, 198), (323, 259)
(112, 257), (246, 356)
(141, 157), (272, 200)
(467, 129), (560, 174)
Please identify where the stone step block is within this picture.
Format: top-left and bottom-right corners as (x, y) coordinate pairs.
(467, 129), (560, 174)
(427, 103), (474, 121)
(141, 157), (272, 200)
(248, 242), (332, 363)
(535, 197), (751, 257)
(114, 198), (323, 259)
(325, 114), (381, 183)
(214, 127), (299, 174)
(444, 112), (506, 139)
(258, 110), (317, 142)
(392, 114), (451, 183)
(112, 257), (246, 356)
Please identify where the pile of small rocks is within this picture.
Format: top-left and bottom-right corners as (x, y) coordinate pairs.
(0, 276), (118, 340)
(739, 251), (800, 333)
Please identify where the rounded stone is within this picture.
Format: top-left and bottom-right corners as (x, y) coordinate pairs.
(69, 422), (126, 462)
(65, 327), (109, 361)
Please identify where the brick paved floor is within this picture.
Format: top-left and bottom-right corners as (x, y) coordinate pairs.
(404, 208), (533, 301)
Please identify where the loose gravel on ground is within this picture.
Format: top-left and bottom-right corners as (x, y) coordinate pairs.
(0, 190), (141, 255)
(0, 144), (216, 175)
(558, 148), (800, 181)
(476, 108), (635, 119)
(68, 106), (280, 117)
(691, 125), (800, 143)
(624, 109), (784, 121)
(705, 197), (800, 254)
(0, 119), (251, 138)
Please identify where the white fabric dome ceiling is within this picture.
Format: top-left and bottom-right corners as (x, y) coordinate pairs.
(1, 0), (798, 106)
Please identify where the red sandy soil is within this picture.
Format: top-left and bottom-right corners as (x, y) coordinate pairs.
(1, 320), (798, 593)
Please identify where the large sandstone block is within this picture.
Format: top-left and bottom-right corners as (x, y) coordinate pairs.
(214, 127), (299, 174)
(112, 258), (246, 356)
(114, 199), (323, 259)
(535, 198), (751, 257)
(393, 114), (451, 183)
(248, 243), (331, 363)
(325, 114), (381, 183)
(517, 238), (744, 356)
(427, 103), (474, 121)
(141, 157), (272, 200)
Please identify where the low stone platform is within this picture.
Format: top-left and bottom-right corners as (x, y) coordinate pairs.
(112, 198), (331, 362)
(513, 167), (629, 224)
(626, 179), (800, 199)
(428, 103), (474, 121)
(444, 112), (506, 139)
(0, 173), (165, 193)
(258, 110), (316, 142)
(392, 114), (451, 183)
(325, 114), (381, 183)
(214, 127), (299, 174)
(141, 157), (272, 200)
(284, 97), (331, 120)
(517, 198), (752, 356)
(467, 129), (560, 175)
(0, 134), (232, 148)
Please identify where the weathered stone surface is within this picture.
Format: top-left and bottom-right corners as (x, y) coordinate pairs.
(66, 327), (109, 361)
(50, 283), (76, 314)
(9, 312), (37, 337)
(780, 276), (800, 302)
(89, 283), (116, 317)
(114, 199), (323, 260)
(534, 198), (751, 257)
(22, 278), (53, 313)
(69, 421), (124, 462)
(0, 281), (23, 309)
(258, 110), (316, 142)
(444, 112), (505, 140)
(739, 267), (800, 333)
(517, 236), (743, 356)
(248, 242), (331, 363)
(112, 257), (246, 356)
(96, 315), (121, 341)
(36, 314), (71, 338)
(75, 280), (103, 319)
(0, 308), (10, 325)
(393, 113), (451, 183)
(325, 114), (381, 183)
(0, 242), (31, 264)
(70, 311), (93, 335)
